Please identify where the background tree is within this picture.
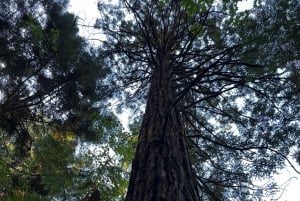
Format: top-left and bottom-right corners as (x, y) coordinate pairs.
(0, 0), (110, 141)
(232, 0), (300, 169)
(96, 0), (300, 200)
(0, 0), (134, 200)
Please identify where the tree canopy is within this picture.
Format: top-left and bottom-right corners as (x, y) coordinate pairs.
(95, 0), (300, 200)
(0, 0), (299, 200)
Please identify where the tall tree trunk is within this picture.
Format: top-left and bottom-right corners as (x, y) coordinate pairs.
(125, 59), (199, 201)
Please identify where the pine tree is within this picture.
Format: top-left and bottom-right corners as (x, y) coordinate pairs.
(0, 0), (118, 199)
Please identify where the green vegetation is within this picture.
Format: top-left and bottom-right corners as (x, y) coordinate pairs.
(0, 0), (299, 200)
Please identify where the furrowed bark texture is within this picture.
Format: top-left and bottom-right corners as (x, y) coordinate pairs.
(125, 60), (199, 201)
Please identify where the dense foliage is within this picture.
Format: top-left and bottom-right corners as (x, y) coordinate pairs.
(0, 0), (299, 200)
(0, 0), (134, 200)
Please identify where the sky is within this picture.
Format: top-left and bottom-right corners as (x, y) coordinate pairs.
(68, 0), (300, 200)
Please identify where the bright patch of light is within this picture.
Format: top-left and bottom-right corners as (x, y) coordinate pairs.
(115, 109), (130, 132)
(0, 91), (4, 102)
(237, 0), (254, 11)
(68, 0), (99, 20)
(0, 62), (5, 69)
(277, 67), (291, 79)
(229, 123), (239, 134)
(235, 97), (245, 109)
(43, 68), (53, 79)
(208, 118), (220, 127)
(69, 0), (103, 45)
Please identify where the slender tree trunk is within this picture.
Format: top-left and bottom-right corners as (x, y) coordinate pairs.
(125, 59), (199, 201)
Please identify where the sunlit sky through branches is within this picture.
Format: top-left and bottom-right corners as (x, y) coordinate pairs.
(68, 0), (300, 200)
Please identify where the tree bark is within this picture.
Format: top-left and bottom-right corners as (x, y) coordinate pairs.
(125, 59), (199, 201)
